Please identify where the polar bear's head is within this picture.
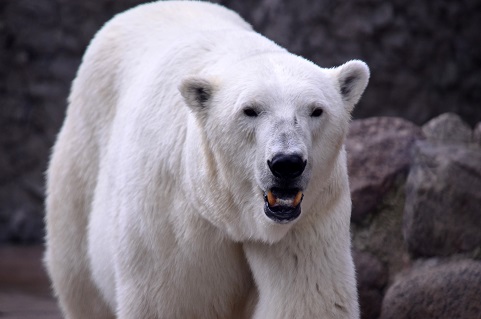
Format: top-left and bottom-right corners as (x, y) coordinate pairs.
(180, 55), (369, 242)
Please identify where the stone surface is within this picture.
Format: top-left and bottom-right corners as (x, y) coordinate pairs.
(0, 169), (45, 243)
(346, 117), (423, 223)
(353, 250), (388, 290)
(380, 259), (481, 319)
(0, 1), (147, 244)
(422, 112), (473, 144)
(221, 0), (481, 125)
(353, 250), (388, 319)
(351, 178), (411, 285)
(404, 140), (481, 257)
(474, 122), (481, 146)
(357, 289), (383, 319)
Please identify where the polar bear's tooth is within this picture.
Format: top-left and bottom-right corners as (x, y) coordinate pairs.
(292, 191), (303, 207)
(267, 191), (277, 207)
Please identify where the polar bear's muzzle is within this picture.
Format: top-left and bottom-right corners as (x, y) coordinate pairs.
(262, 153), (307, 223)
(264, 188), (303, 223)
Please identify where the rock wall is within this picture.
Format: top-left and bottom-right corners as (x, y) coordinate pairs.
(347, 113), (481, 319)
(1, 0), (141, 242)
(221, 0), (481, 126)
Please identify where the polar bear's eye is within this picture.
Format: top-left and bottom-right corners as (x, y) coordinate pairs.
(243, 107), (259, 117)
(310, 108), (323, 118)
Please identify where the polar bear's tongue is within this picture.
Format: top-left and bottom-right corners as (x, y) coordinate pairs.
(267, 190), (303, 208)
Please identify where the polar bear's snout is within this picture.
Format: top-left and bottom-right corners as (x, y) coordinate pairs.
(258, 121), (312, 223)
(267, 153), (306, 180)
(262, 152), (308, 223)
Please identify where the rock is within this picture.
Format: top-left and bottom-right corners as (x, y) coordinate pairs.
(351, 180), (412, 286)
(422, 113), (473, 144)
(346, 117), (423, 223)
(358, 289), (383, 319)
(380, 259), (481, 319)
(404, 140), (481, 257)
(353, 250), (388, 289)
(7, 208), (45, 243)
(0, 169), (45, 243)
(474, 122), (481, 146)
(353, 250), (387, 319)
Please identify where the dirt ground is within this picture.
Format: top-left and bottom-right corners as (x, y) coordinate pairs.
(0, 245), (62, 319)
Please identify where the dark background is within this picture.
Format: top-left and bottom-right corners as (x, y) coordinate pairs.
(1, 0), (481, 243)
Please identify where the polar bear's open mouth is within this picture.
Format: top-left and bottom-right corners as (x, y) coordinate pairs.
(263, 188), (303, 223)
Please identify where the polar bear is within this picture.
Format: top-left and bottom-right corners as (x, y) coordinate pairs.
(44, 1), (369, 319)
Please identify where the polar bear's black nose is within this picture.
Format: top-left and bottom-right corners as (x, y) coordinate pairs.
(268, 154), (306, 179)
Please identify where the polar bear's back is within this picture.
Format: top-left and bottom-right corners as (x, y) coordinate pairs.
(103, 1), (252, 44)
(74, 0), (254, 125)
(115, 1), (251, 30)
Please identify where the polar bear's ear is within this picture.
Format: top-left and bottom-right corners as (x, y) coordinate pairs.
(179, 76), (215, 112)
(333, 60), (370, 113)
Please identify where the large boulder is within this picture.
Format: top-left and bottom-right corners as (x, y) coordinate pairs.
(346, 117), (423, 223)
(403, 115), (481, 257)
(350, 174), (411, 315)
(421, 112), (473, 144)
(380, 259), (481, 319)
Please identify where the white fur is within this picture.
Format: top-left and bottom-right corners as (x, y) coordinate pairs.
(44, 1), (369, 318)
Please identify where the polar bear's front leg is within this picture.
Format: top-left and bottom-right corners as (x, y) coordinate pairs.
(243, 209), (359, 319)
